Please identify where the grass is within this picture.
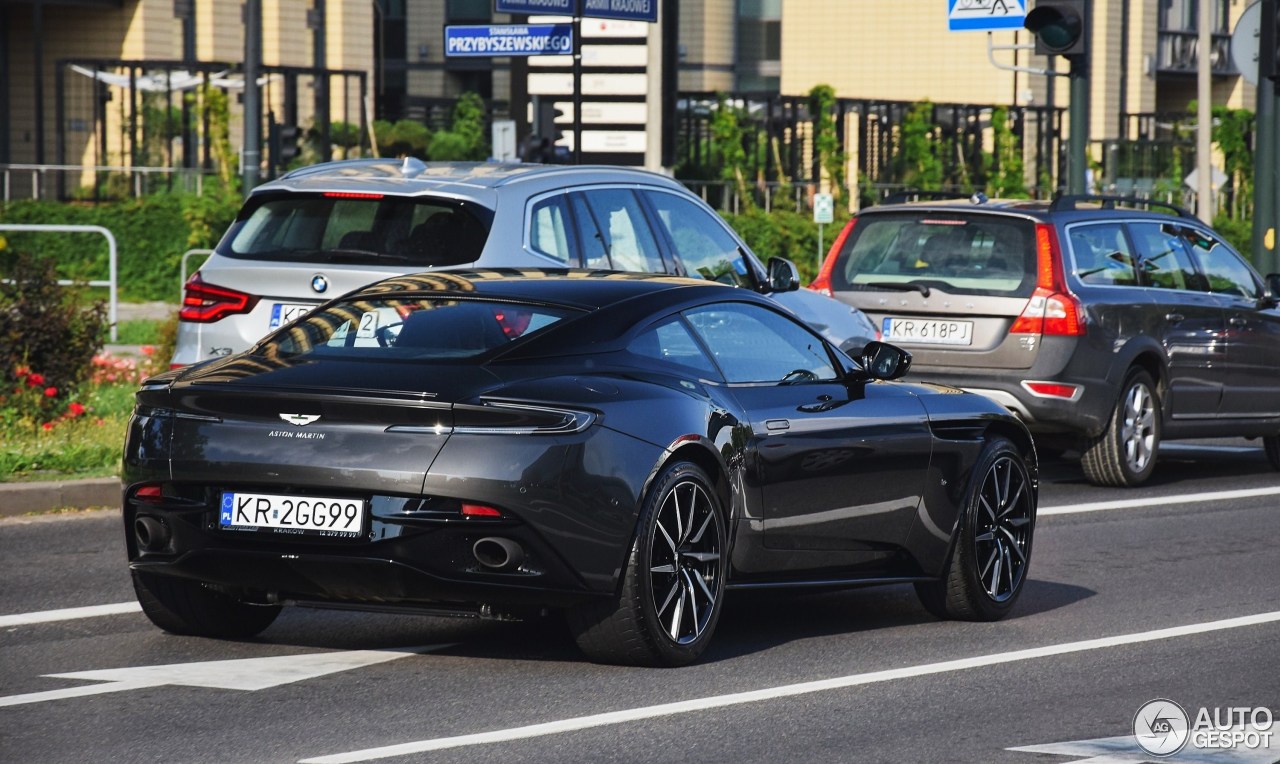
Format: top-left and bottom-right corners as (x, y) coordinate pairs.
(111, 319), (166, 345)
(1, 370), (142, 483)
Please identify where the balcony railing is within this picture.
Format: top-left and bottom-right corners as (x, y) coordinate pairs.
(1156, 30), (1236, 75)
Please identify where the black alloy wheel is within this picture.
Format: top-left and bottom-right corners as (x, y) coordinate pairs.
(568, 461), (727, 666)
(916, 437), (1035, 621)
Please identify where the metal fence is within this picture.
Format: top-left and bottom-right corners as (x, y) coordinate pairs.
(1, 164), (217, 203)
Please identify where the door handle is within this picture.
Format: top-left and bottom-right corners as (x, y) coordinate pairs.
(765, 419), (790, 431)
(1164, 312), (1184, 323)
(1229, 316), (1248, 327)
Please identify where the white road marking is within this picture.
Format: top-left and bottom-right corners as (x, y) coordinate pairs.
(0, 648), (440, 708)
(0, 602), (141, 628)
(1010, 725), (1276, 763)
(299, 611), (1280, 764)
(1039, 486), (1280, 516)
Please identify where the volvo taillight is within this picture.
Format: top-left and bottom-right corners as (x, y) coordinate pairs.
(179, 271), (259, 323)
(1009, 223), (1085, 337)
(809, 219), (857, 296)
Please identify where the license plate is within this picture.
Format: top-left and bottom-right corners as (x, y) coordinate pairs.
(269, 303), (314, 329)
(882, 317), (973, 346)
(219, 491), (366, 538)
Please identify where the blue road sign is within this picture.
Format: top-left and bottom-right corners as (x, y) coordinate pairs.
(947, 0), (1026, 31)
(495, 0), (575, 14)
(581, 0), (658, 23)
(444, 24), (574, 57)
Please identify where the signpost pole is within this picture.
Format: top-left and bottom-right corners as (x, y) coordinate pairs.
(572, 11), (582, 164)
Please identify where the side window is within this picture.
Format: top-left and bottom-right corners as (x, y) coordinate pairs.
(571, 195), (610, 269)
(1181, 229), (1259, 299)
(528, 195), (577, 264)
(626, 318), (720, 377)
(1068, 223), (1138, 286)
(1129, 223), (1202, 291)
(643, 191), (750, 286)
(574, 189), (666, 273)
(684, 303), (837, 384)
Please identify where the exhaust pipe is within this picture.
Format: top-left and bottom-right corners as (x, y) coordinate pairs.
(472, 537), (525, 572)
(134, 516), (171, 553)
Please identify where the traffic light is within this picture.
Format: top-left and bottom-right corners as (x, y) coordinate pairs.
(1024, 0), (1086, 59)
(268, 119), (301, 175)
(1262, 0), (1279, 81)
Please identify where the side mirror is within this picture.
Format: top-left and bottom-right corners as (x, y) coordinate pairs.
(860, 341), (912, 381)
(765, 257), (801, 293)
(1266, 273), (1280, 305)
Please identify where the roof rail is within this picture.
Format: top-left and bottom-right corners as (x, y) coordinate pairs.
(1049, 194), (1196, 219)
(882, 189), (970, 205)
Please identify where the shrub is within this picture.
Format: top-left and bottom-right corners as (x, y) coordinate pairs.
(0, 252), (107, 426)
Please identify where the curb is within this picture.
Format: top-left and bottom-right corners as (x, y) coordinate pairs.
(0, 478), (120, 518)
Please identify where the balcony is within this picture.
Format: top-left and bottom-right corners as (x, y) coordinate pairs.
(1155, 29), (1236, 76)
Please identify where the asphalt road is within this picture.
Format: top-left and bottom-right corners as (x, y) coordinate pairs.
(2, 442), (1278, 763)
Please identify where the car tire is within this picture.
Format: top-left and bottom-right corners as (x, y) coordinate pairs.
(915, 437), (1035, 622)
(566, 461), (727, 667)
(132, 570), (280, 639)
(1080, 368), (1160, 487)
(1264, 436), (1280, 471)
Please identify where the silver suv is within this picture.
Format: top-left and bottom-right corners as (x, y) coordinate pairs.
(175, 159), (876, 366)
(812, 193), (1280, 487)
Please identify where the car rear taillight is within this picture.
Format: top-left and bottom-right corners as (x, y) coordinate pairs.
(131, 483), (165, 504)
(1009, 223), (1084, 337)
(808, 219), (857, 296)
(179, 271), (260, 323)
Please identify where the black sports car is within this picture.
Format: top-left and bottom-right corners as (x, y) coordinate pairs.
(123, 270), (1038, 666)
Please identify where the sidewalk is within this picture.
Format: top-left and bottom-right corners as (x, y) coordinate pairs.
(0, 477), (120, 518)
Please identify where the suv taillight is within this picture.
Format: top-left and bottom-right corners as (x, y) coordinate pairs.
(809, 219), (857, 296)
(179, 271), (259, 323)
(1009, 223), (1085, 337)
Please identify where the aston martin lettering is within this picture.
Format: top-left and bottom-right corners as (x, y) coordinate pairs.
(268, 430), (326, 439)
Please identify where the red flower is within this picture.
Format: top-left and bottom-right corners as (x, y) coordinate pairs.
(68, 402), (86, 417)
(27, 373), (45, 387)
(44, 386), (58, 397)
(141, 345), (155, 356)
(15, 366), (29, 377)
(42, 422), (54, 431)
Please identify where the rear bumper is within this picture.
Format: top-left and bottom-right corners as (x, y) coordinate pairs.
(909, 368), (1115, 438)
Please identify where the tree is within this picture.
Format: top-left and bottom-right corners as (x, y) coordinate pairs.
(429, 92), (489, 161)
(896, 101), (943, 190)
(710, 94), (750, 206)
(808, 84), (847, 208)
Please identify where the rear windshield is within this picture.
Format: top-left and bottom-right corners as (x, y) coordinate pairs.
(221, 193), (492, 268)
(832, 213), (1037, 297)
(254, 297), (577, 362)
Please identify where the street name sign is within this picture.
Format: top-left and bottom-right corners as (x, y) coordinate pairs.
(444, 24), (573, 57)
(947, 0), (1027, 31)
(495, 0), (575, 14)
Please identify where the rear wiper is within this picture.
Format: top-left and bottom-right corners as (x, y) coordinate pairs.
(865, 281), (931, 298)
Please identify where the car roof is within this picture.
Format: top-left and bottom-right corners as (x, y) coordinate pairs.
(353, 268), (735, 311)
(258, 158), (687, 197)
(858, 193), (1197, 223)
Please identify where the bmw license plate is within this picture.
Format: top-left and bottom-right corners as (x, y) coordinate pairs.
(269, 303), (314, 329)
(882, 317), (973, 346)
(219, 491), (366, 538)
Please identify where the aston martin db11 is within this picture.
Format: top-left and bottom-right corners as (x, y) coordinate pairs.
(124, 269), (1038, 666)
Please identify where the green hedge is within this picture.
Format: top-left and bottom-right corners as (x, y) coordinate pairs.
(0, 192), (239, 302)
(722, 207), (846, 284)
